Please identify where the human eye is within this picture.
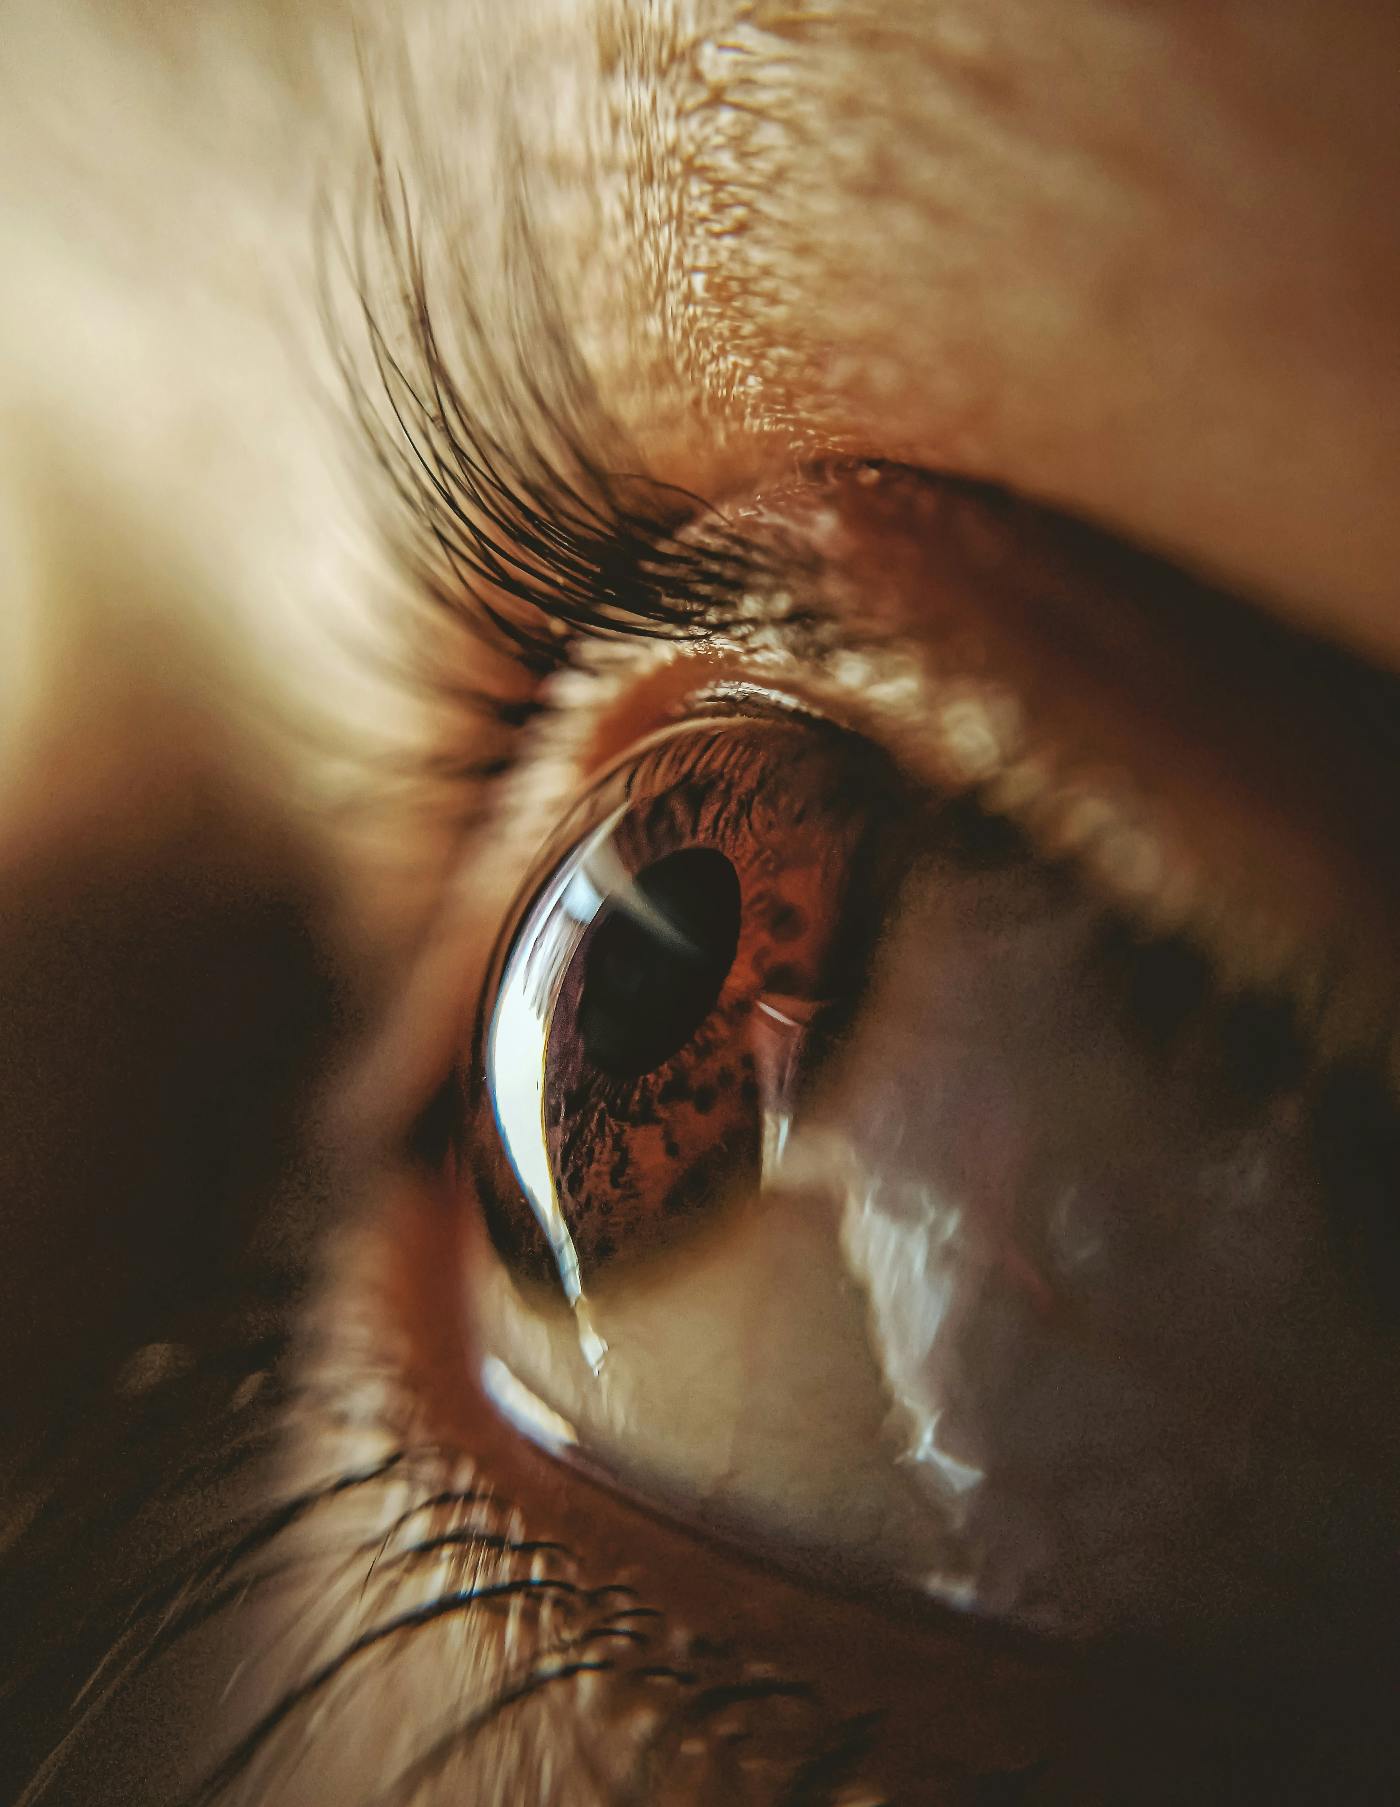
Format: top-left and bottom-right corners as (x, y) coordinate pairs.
(465, 614), (1400, 1658)
(418, 456), (1400, 1802)
(252, 81), (1400, 1786)
(5, 2), (1400, 1805)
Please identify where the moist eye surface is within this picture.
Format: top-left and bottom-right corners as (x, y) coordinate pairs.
(458, 691), (1400, 1675)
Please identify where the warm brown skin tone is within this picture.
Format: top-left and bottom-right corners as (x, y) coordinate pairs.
(2, 0), (1399, 1802)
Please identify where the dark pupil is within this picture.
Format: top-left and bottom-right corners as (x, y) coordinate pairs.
(579, 846), (741, 1078)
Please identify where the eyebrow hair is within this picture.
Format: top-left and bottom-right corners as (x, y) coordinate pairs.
(325, 96), (794, 716)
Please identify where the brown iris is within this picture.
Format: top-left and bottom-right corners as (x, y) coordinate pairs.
(472, 706), (908, 1286)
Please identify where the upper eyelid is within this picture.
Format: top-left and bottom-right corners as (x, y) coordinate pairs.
(327, 84), (1400, 1093)
(361, 330), (1400, 1096)
(464, 518), (1400, 1111)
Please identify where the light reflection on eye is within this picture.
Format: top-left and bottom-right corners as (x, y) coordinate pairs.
(458, 680), (1400, 1680)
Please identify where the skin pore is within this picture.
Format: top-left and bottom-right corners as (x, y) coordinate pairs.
(1, 1), (1398, 1803)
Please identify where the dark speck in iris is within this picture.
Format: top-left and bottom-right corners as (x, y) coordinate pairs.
(766, 900), (807, 942)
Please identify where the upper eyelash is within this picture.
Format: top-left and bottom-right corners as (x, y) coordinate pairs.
(320, 91), (786, 718)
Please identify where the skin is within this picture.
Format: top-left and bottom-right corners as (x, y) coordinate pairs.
(1, 1), (1397, 1802)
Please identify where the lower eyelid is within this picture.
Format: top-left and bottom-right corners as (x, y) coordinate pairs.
(371, 1161), (1400, 1805)
(373, 1171), (1082, 1792)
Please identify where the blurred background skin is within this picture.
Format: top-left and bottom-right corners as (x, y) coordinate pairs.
(1, 1), (1398, 1802)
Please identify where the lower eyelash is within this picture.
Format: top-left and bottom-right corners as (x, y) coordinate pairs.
(3, 1357), (287, 1804)
(170, 1454), (873, 1807)
(3, 1245), (878, 1807)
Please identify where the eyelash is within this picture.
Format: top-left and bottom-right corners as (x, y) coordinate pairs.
(323, 105), (788, 721)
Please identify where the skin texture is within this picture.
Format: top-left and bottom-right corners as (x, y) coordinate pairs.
(1, 1), (1398, 1803)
